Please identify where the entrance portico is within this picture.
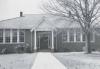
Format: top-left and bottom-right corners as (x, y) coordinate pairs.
(33, 30), (54, 52)
(30, 16), (55, 52)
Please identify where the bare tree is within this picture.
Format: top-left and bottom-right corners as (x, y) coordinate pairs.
(42, 0), (100, 54)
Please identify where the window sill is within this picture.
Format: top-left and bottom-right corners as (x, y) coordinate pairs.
(0, 42), (25, 44)
(63, 41), (95, 43)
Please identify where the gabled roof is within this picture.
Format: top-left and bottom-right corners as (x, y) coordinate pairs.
(0, 14), (81, 31)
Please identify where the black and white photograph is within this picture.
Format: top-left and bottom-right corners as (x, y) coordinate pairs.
(0, 0), (100, 69)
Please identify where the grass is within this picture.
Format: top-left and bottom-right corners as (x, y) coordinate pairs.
(53, 52), (100, 69)
(0, 53), (37, 69)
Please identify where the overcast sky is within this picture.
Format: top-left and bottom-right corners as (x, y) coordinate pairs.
(0, 0), (46, 21)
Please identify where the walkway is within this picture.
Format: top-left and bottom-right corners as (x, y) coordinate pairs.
(31, 52), (67, 69)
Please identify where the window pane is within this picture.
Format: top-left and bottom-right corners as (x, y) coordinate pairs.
(0, 29), (3, 43)
(12, 30), (17, 42)
(19, 30), (24, 42)
(69, 30), (74, 42)
(90, 33), (94, 41)
(82, 33), (93, 41)
(19, 30), (24, 35)
(62, 32), (67, 42)
(0, 29), (3, 37)
(5, 29), (10, 43)
(0, 37), (3, 42)
(76, 32), (81, 41)
(19, 36), (24, 42)
(82, 33), (86, 41)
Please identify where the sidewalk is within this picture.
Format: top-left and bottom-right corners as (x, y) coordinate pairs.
(31, 52), (67, 69)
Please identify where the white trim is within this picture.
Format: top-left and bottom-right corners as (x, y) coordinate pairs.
(67, 30), (70, 42)
(19, 29), (25, 43)
(10, 29), (12, 43)
(34, 30), (37, 50)
(62, 30), (95, 43)
(0, 29), (25, 44)
(0, 42), (25, 44)
(80, 32), (83, 42)
(51, 30), (54, 49)
(74, 30), (76, 42)
(3, 29), (5, 44)
(91, 32), (95, 42)
(17, 29), (19, 43)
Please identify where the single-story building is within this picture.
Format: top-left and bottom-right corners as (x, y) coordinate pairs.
(0, 12), (100, 53)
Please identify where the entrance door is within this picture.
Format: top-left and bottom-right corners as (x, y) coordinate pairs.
(40, 36), (48, 50)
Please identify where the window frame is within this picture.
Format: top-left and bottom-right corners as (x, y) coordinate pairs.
(5, 29), (11, 43)
(0, 29), (25, 44)
(62, 29), (95, 43)
(82, 32), (95, 43)
(19, 29), (25, 43)
(0, 29), (3, 43)
(12, 29), (18, 43)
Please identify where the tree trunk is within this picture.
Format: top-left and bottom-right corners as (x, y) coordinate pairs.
(85, 32), (92, 54)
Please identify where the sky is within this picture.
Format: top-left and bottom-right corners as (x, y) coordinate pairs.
(0, 0), (46, 21)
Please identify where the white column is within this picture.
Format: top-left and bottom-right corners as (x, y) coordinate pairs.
(34, 30), (37, 51)
(80, 32), (83, 42)
(51, 30), (54, 50)
(3, 29), (5, 43)
(17, 29), (19, 43)
(10, 29), (12, 43)
(74, 30), (76, 42)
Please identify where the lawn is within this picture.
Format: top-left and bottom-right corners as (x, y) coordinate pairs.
(0, 53), (37, 69)
(53, 52), (100, 69)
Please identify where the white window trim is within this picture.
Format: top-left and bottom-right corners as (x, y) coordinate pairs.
(0, 29), (3, 43)
(3, 29), (5, 44)
(69, 30), (75, 43)
(91, 32), (95, 42)
(0, 29), (25, 44)
(67, 30), (70, 42)
(74, 30), (76, 42)
(17, 29), (19, 43)
(80, 32), (83, 42)
(19, 29), (25, 43)
(10, 29), (12, 43)
(75, 31), (83, 43)
(62, 30), (95, 43)
(82, 32), (95, 43)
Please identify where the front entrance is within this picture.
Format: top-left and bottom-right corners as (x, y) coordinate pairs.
(37, 32), (51, 51)
(40, 36), (49, 50)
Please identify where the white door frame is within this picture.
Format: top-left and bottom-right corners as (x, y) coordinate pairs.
(38, 34), (50, 49)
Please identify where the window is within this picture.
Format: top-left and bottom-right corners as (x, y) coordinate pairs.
(0, 29), (3, 43)
(82, 33), (86, 41)
(62, 32), (67, 42)
(90, 32), (94, 42)
(12, 29), (17, 42)
(69, 30), (74, 42)
(19, 30), (25, 42)
(5, 29), (10, 43)
(82, 32), (94, 42)
(76, 31), (81, 42)
(0, 29), (25, 43)
(62, 29), (95, 43)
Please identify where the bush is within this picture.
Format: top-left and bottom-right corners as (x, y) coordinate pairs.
(0, 44), (32, 54)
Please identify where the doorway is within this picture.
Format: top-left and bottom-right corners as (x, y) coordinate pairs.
(40, 36), (49, 50)
(37, 32), (51, 51)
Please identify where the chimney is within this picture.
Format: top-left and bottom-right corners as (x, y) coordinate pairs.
(20, 12), (23, 17)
